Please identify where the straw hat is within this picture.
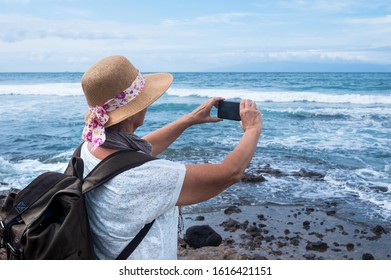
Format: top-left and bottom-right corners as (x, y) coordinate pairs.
(82, 55), (173, 127)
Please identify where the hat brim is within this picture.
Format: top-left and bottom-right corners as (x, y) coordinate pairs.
(85, 72), (173, 127)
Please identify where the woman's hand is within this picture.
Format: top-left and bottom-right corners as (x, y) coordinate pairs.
(178, 98), (262, 206)
(239, 99), (262, 133)
(185, 97), (224, 125)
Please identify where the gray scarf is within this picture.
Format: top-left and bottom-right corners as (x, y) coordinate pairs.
(101, 131), (152, 155)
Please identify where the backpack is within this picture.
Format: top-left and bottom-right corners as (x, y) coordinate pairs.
(0, 145), (155, 260)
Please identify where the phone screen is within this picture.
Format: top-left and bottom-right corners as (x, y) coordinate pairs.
(217, 101), (241, 121)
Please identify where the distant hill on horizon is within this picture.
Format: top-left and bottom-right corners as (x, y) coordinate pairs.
(204, 61), (391, 72)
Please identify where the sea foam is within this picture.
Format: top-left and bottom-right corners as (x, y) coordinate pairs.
(167, 88), (391, 105)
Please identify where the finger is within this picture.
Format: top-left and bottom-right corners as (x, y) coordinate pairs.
(240, 99), (246, 111)
(209, 117), (223, 122)
(211, 97), (224, 108)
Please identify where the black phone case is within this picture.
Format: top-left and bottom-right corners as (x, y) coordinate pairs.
(218, 101), (241, 121)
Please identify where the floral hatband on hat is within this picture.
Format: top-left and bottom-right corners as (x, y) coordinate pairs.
(82, 72), (146, 148)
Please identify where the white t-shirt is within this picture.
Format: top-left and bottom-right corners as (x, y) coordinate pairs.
(80, 143), (186, 260)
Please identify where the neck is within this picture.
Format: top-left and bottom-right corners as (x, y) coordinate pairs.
(87, 142), (117, 160)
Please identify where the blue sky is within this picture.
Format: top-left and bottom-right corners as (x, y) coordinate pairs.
(1, 0), (391, 71)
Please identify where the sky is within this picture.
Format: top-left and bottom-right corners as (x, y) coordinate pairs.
(0, 0), (391, 72)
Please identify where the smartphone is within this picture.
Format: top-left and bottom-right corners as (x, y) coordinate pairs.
(217, 100), (241, 121)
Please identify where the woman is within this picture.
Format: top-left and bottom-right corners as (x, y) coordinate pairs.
(80, 55), (262, 259)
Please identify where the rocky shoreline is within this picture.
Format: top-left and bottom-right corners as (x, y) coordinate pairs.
(2, 181), (390, 260)
(178, 204), (391, 260)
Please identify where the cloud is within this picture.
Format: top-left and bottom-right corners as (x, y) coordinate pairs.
(0, 0), (31, 3)
(0, 14), (139, 42)
(343, 14), (391, 25)
(1, 2), (390, 71)
(162, 12), (255, 26)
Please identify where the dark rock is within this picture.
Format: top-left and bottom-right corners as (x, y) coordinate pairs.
(184, 225), (222, 249)
(284, 229), (290, 235)
(246, 225), (262, 237)
(272, 250), (282, 256)
(369, 186), (389, 193)
(225, 238), (235, 246)
(309, 232), (324, 239)
(306, 241), (329, 252)
(372, 225), (387, 236)
(220, 218), (248, 232)
(195, 215), (205, 221)
(264, 235), (275, 242)
(241, 173), (267, 183)
(367, 235), (380, 241)
(303, 221), (310, 230)
(253, 254), (268, 260)
(326, 210), (336, 216)
(253, 235), (264, 244)
(291, 168), (325, 180)
(276, 241), (287, 248)
(303, 253), (317, 260)
(362, 253), (375, 260)
(224, 206), (242, 215)
(257, 214), (267, 221)
(305, 207), (315, 214)
(256, 164), (285, 177)
(346, 243), (355, 251)
(290, 236), (301, 246)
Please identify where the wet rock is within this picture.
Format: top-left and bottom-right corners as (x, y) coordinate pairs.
(291, 168), (325, 180)
(224, 206), (242, 215)
(346, 243), (355, 251)
(371, 225), (387, 236)
(246, 225), (262, 237)
(276, 241), (287, 248)
(306, 241), (329, 252)
(220, 218), (248, 232)
(326, 210), (336, 216)
(184, 225), (222, 249)
(241, 173), (267, 183)
(253, 235), (264, 244)
(290, 236), (301, 246)
(256, 164), (285, 177)
(264, 235), (275, 243)
(257, 214), (267, 221)
(305, 207), (315, 214)
(362, 253), (375, 260)
(253, 254), (268, 260)
(303, 253), (317, 260)
(369, 186), (389, 193)
(309, 232), (324, 239)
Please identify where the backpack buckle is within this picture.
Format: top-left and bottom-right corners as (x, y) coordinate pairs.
(7, 242), (21, 259)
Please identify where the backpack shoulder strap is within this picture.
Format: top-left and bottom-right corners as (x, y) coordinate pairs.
(64, 143), (84, 176)
(82, 149), (156, 194)
(80, 147), (157, 260)
(115, 220), (155, 260)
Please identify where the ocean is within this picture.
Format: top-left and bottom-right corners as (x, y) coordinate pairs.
(0, 72), (390, 227)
